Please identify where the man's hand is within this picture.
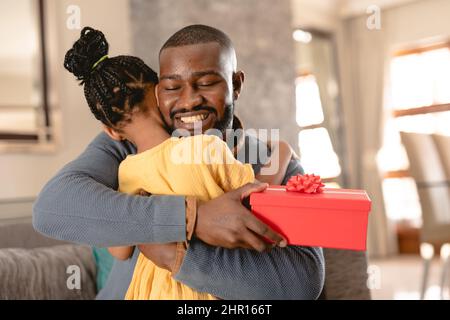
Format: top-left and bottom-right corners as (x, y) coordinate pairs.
(195, 182), (287, 252)
(137, 243), (177, 272)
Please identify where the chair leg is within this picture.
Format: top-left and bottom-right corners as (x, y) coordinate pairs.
(439, 244), (450, 300)
(421, 259), (431, 300)
(440, 260), (448, 299)
(420, 243), (434, 300)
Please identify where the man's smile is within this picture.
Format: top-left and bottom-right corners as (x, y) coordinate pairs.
(179, 112), (208, 123)
(173, 110), (216, 132)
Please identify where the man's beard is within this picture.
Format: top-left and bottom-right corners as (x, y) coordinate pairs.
(163, 103), (235, 135)
(213, 103), (234, 133)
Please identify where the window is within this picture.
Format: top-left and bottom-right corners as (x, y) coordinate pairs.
(378, 43), (450, 225)
(390, 48), (450, 109)
(296, 74), (341, 179)
(0, 0), (54, 148)
(295, 75), (324, 127)
(298, 127), (341, 178)
(293, 29), (343, 183)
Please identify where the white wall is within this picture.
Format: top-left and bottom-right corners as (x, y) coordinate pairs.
(381, 0), (450, 48)
(0, 0), (131, 207)
(290, 0), (340, 30)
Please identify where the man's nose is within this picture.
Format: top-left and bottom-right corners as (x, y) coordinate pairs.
(176, 85), (204, 110)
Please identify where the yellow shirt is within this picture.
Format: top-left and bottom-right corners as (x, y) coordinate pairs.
(119, 135), (255, 300)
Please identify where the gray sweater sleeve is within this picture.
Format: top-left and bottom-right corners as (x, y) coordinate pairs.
(174, 158), (325, 299)
(32, 133), (187, 246)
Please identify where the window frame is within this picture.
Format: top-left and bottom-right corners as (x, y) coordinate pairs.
(293, 28), (346, 184)
(0, 0), (52, 144)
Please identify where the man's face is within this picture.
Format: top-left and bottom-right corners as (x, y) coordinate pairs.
(157, 42), (243, 135)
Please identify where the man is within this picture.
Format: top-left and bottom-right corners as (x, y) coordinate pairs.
(33, 25), (324, 299)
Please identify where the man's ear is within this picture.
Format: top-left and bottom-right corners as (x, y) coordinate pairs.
(232, 71), (245, 101)
(103, 125), (124, 141)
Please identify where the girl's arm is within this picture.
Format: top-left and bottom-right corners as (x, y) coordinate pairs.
(256, 140), (293, 185)
(108, 246), (134, 260)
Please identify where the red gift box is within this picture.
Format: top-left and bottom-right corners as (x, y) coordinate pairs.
(250, 186), (371, 251)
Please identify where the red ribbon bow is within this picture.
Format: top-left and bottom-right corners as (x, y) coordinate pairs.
(286, 174), (325, 194)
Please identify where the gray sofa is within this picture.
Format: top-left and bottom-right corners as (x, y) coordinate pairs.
(0, 219), (370, 300)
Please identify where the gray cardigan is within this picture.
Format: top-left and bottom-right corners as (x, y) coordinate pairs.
(32, 132), (325, 299)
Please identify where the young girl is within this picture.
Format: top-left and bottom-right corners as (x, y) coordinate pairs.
(64, 27), (292, 300)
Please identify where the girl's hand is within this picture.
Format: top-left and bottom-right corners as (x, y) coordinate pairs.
(137, 243), (177, 272)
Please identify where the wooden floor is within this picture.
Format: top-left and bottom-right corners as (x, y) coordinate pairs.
(369, 255), (449, 300)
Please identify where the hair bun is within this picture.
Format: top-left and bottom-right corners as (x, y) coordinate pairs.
(64, 27), (109, 81)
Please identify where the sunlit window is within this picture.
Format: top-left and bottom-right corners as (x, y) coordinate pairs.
(295, 75), (324, 127)
(295, 74), (341, 179)
(389, 48), (450, 109)
(295, 74), (341, 178)
(299, 128), (341, 178)
(394, 112), (450, 135)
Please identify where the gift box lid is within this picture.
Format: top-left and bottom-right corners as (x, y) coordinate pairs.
(250, 186), (371, 212)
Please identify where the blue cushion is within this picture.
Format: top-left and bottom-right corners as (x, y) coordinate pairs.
(92, 247), (114, 292)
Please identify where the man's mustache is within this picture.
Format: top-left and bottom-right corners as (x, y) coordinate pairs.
(170, 106), (217, 119)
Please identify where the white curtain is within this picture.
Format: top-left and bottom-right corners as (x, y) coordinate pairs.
(336, 15), (397, 258)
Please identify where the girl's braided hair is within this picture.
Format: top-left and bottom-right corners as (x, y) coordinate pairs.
(64, 27), (158, 127)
